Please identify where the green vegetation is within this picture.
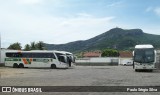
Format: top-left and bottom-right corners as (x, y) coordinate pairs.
(30, 42), (36, 50)
(45, 27), (160, 53)
(24, 44), (30, 51)
(8, 42), (22, 50)
(7, 28), (160, 53)
(101, 49), (119, 57)
(8, 41), (45, 50)
(36, 41), (45, 50)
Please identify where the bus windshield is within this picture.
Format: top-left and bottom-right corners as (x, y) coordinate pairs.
(134, 48), (154, 63)
(55, 53), (67, 63)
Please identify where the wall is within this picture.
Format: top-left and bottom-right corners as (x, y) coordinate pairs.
(156, 50), (160, 69)
(75, 57), (119, 66)
(0, 49), (6, 66)
(119, 58), (133, 65)
(0, 49), (6, 64)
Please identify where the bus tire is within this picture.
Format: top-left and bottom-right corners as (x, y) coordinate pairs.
(133, 61), (134, 69)
(13, 63), (18, 68)
(51, 64), (56, 69)
(135, 69), (138, 72)
(19, 63), (24, 68)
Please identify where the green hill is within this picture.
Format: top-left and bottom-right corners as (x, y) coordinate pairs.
(45, 28), (160, 53)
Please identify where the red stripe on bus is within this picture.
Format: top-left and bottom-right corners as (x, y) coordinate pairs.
(22, 58), (28, 64)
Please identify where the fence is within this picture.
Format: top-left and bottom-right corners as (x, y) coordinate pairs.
(156, 56), (160, 69)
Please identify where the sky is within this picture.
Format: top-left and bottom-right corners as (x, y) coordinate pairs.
(1, 0), (160, 48)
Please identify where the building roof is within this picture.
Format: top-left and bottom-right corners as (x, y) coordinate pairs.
(83, 51), (101, 57)
(119, 51), (132, 58)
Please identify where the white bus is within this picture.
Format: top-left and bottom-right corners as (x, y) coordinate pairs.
(60, 51), (75, 67)
(4, 50), (70, 69)
(133, 44), (156, 72)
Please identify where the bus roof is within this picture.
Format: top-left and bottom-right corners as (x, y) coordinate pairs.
(5, 50), (66, 54)
(59, 51), (73, 55)
(135, 44), (154, 49)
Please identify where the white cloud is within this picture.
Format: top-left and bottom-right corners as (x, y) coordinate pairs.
(107, 1), (123, 7)
(0, 4), (115, 48)
(76, 13), (93, 18)
(154, 7), (160, 16)
(145, 6), (160, 17)
(16, 0), (43, 5)
(145, 7), (153, 12)
(4, 0), (160, 49)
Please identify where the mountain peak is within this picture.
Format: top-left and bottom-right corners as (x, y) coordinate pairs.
(45, 27), (160, 52)
(107, 27), (144, 36)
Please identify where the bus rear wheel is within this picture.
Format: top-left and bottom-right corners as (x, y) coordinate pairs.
(13, 63), (18, 68)
(135, 69), (139, 72)
(19, 63), (24, 68)
(51, 64), (56, 69)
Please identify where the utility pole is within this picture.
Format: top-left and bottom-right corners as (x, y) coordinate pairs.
(0, 33), (1, 64)
(159, 51), (160, 69)
(0, 33), (1, 63)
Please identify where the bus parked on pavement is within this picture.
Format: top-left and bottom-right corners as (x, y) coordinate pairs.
(60, 51), (76, 67)
(4, 50), (70, 69)
(133, 44), (156, 72)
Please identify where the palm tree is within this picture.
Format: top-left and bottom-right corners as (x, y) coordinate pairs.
(24, 44), (30, 51)
(30, 42), (36, 50)
(36, 41), (45, 50)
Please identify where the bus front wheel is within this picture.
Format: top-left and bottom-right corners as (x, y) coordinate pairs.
(133, 62), (134, 69)
(135, 69), (139, 72)
(19, 63), (24, 68)
(13, 63), (18, 68)
(51, 64), (56, 69)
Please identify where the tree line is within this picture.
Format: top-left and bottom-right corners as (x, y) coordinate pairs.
(8, 41), (119, 57)
(7, 41), (46, 51)
(101, 49), (119, 57)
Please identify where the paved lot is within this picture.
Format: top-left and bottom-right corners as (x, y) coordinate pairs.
(0, 66), (160, 95)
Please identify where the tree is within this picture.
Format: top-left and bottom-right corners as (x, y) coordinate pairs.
(36, 41), (45, 50)
(30, 42), (36, 50)
(101, 49), (119, 57)
(8, 42), (22, 50)
(24, 44), (30, 51)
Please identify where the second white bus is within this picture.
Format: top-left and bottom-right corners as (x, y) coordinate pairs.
(133, 44), (156, 72)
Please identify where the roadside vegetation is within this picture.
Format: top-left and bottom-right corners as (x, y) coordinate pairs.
(7, 41), (45, 51)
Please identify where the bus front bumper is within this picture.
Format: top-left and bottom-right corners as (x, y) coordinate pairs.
(135, 64), (156, 70)
(57, 63), (69, 68)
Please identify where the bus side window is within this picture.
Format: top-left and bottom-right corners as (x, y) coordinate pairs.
(47, 53), (56, 59)
(6, 53), (11, 57)
(58, 56), (65, 63)
(6, 53), (21, 57)
(55, 53), (60, 59)
(52, 54), (56, 59)
(17, 53), (22, 57)
(22, 53), (29, 58)
(45, 53), (50, 58)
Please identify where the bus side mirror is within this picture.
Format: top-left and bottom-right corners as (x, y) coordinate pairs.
(132, 51), (134, 56)
(132, 51), (134, 59)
